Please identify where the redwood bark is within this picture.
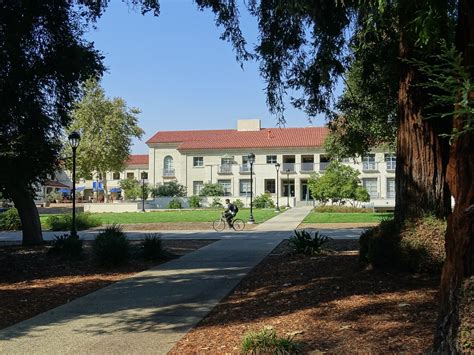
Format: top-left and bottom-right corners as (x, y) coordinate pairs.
(9, 184), (43, 246)
(434, 0), (474, 351)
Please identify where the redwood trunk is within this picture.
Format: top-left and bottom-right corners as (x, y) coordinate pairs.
(9, 184), (43, 246)
(434, 0), (474, 351)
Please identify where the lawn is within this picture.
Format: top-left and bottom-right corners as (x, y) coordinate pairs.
(40, 208), (280, 227)
(303, 212), (393, 223)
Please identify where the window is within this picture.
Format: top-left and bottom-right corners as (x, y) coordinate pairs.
(387, 178), (395, 198)
(363, 178), (379, 198)
(126, 172), (134, 179)
(193, 156), (204, 167)
(221, 157), (233, 165)
(239, 179), (251, 196)
(264, 179), (276, 194)
(193, 181), (204, 195)
(266, 155), (277, 164)
(385, 154), (396, 171)
(141, 171), (148, 180)
(112, 172), (120, 180)
(362, 154), (376, 171)
(218, 179), (232, 196)
(164, 156), (174, 171)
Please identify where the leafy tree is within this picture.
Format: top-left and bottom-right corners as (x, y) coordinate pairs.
(0, 0), (159, 245)
(119, 179), (141, 201)
(66, 79), (144, 202)
(199, 183), (225, 197)
(151, 181), (187, 198)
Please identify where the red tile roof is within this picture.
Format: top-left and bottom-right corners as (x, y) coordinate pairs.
(127, 154), (148, 165)
(146, 127), (328, 150)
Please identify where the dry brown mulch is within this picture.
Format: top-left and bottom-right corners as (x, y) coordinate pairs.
(171, 240), (439, 354)
(0, 239), (215, 330)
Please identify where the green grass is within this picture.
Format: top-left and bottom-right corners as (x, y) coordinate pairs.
(40, 208), (279, 228)
(303, 212), (393, 224)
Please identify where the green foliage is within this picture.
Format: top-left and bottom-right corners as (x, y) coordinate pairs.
(308, 161), (369, 205)
(210, 197), (223, 208)
(253, 193), (275, 208)
(289, 230), (331, 256)
(313, 205), (371, 213)
(151, 181), (186, 197)
(167, 198), (182, 209)
(93, 224), (130, 266)
(141, 233), (163, 260)
(188, 195), (202, 208)
(359, 216), (446, 273)
(199, 183), (224, 197)
(46, 213), (102, 231)
(46, 191), (63, 203)
(233, 199), (244, 209)
(0, 208), (22, 230)
(241, 327), (301, 355)
(50, 233), (83, 259)
(119, 179), (141, 201)
(354, 186), (370, 203)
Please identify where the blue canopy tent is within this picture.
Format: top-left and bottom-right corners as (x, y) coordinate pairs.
(58, 188), (70, 193)
(76, 186), (85, 192)
(92, 181), (104, 191)
(110, 188), (121, 193)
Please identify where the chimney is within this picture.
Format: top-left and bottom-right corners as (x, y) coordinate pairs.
(237, 119), (261, 132)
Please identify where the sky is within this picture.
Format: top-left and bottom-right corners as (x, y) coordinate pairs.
(86, 0), (338, 153)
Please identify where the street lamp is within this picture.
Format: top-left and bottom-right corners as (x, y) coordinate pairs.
(68, 131), (81, 238)
(141, 171), (147, 212)
(285, 168), (291, 208)
(274, 163), (280, 212)
(248, 153), (255, 224)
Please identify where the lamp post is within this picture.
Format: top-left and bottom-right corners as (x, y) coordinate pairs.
(285, 168), (291, 208)
(248, 153), (255, 224)
(68, 131), (81, 238)
(141, 171), (146, 212)
(274, 163), (280, 212)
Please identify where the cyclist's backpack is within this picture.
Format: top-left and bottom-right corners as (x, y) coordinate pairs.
(230, 204), (238, 213)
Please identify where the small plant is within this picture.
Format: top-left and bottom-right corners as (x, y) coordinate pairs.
(234, 199), (244, 209)
(188, 195), (202, 208)
(289, 230), (331, 256)
(50, 233), (83, 259)
(142, 233), (163, 260)
(167, 198), (182, 209)
(211, 197), (223, 208)
(93, 224), (130, 265)
(0, 208), (21, 230)
(253, 193), (275, 208)
(241, 327), (301, 354)
(46, 191), (62, 203)
(199, 183), (224, 197)
(46, 213), (102, 231)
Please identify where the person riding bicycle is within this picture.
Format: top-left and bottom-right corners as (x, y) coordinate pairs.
(224, 199), (238, 227)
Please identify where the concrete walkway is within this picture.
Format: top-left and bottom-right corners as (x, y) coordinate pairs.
(0, 206), (313, 354)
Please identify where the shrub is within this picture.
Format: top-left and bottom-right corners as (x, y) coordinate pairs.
(210, 197), (223, 208)
(46, 213), (102, 231)
(253, 193), (275, 208)
(241, 327), (301, 354)
(142, 233), (163, 260)
(199, 183), (224, 197)
(359, 216), (446, 273)
(289, 229), (331, 256)
(151, 181), (186, 197)
(0, 208), (21, 230)
(188, 195), (202, 208)
(119, 178), (141, 201)
(93, 224), (130, 265)
(313, 205), (372, 213)
(167, 198), (182, 209)
(50, 233), (83, 259)
(46, 191), (62, 203)
(233, 199), (244, 209)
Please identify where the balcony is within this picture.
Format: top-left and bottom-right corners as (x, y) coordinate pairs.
(282, 163), (295, 172)
(362, 162), (378, 172)
(300, 162), (315, 172)
(218, 164), (233, 174)
(163, 169), (175, 177)
(319, 162), (330, 172)
(240, 164), (251, 173)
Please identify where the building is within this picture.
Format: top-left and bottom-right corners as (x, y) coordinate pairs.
(146, 119), (396, 208)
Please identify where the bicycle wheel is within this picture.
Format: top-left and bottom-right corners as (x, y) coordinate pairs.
(213, 218), (226, 232)
(232, 219), (245, 231)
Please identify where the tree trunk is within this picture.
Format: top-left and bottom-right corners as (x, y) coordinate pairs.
(9, 184), (43, 246)
(102, 173), (108, 203)
(395, 2), (452, 223)
(434, 0), (474, 351)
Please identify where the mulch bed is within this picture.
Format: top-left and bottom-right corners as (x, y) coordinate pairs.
(171, 239), (439, 354)
(0, 239), (215, 330)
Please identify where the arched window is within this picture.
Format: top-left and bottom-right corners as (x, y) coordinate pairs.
(164, 156), (174, 172)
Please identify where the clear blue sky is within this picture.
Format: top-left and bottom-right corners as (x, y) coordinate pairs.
(86, 0), (338, 153)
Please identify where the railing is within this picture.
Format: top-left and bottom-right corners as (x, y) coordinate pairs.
(239, 164), (251, 173)
(319, 162), (330, 171)
(362, 162), (378, 171)
(386, 161), (396, 171)
(282, 163), (295, 172)
(163, 169), (175, 177)
(300, 162), (315, 172)
(218, 164), (233, 174)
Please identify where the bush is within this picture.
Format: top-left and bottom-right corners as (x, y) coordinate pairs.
(46, 191), (62, 203)
(142, 233), (163, 260)
(210, 197), (223, 208)
(119, 178), (141, 201)
(199, 183), (224, 197)
(50, 233), (83, 259)
(93, 224), (130, 265)
(167, 198), (182, 209)
(253, 193), (275, 208)
(151, 181), (186, 197)
(241, 327), (301, 354)
(0, 208), (21, 230)
(289, 229), (331, 256)
(233, 199), (244, 209)
(188, 195), (202, 208)
(46, 212), (102, 231)
(313, 205), (372, 213)
(359, 216), (446, 273)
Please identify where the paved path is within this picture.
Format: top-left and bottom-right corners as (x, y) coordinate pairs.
(0, 206), (330, 354)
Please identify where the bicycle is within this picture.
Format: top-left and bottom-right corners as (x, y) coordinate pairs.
(213, 212), (245, 232)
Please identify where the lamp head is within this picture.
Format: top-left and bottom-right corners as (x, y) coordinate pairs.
(68, 131), (81, 149)
(247, 153), (255, 164)
(275, 162), (280, 171)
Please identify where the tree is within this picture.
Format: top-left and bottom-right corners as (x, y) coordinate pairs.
(66, 79), (144, 202)
(151, 181), (187, 198)
(199, 183), (225, 197)
(307, 161), (368, 206)
(119, 179), (141, 201)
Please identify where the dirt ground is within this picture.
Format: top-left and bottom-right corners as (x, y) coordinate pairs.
(0, 239), (215, 330)
(171, 240), (439, 354)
